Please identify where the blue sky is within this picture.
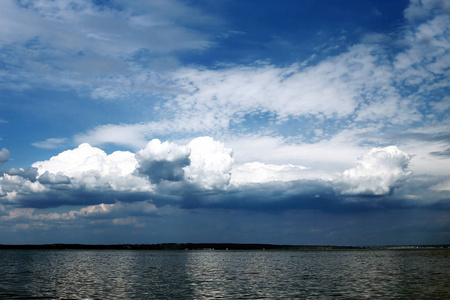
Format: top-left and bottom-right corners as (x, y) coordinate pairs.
(0, 0), (449, 245)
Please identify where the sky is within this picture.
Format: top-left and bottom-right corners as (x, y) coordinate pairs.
(0, 0), (449, 246)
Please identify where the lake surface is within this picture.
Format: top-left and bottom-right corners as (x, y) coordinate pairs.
(0, 249), (449, 299)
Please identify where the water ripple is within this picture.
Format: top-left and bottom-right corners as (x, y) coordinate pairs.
(0, 249), (449, 299)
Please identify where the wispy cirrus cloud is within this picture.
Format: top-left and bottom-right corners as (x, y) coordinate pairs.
(31, 138), (68, 149)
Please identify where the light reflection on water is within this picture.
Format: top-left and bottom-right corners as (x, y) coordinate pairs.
(0, 249), (449, 299)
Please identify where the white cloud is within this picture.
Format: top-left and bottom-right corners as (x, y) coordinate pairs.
(404, 0), (450, 21)
(341, 146), (413, 195)
(394, 11), (450, 96)
(2, 0), (211, 54)
(31, 138), (68, 149)
(33, 143), (135, 177)
(226, 132), (369, 175)
(0, 0), (213, 97)
(31, 143), (152, 192)
(134, 137), (234, 190)
(74, 123), (149, 149)
(1, 137), (235, 206)
(231, 162), (309, 184)
(169, 45), (402, 124)
(0, 173), (45, 200)
(184, 137), (234, 190)
(65, 0), (448, 179)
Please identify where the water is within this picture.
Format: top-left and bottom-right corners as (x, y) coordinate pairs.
(0, 249), (449, 299)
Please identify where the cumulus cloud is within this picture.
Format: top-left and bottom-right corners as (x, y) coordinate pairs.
(0, 137), (235, 208)
(0, 173), (45, 201)
(136, 139), (190, 183)
(0, 148), (10, 166)
(184, 137), (234, 190)
(31, 143), (152, 192)
(37, 171), (71, 185)
(341, 146), (413, 196)
(6, 167), (39, 182)
(1, 136), (446, 216)
(33, 143), (135, 177)
(135, 137), (234, 190)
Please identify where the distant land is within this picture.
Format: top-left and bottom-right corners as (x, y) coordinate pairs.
(0, 243), (449, 251)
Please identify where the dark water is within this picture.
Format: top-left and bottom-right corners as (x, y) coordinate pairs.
(0, 249), (449, 299)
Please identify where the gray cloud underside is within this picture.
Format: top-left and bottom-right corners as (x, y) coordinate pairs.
(430, 147), (450, 157)
(0, 149), (10, 166)
(3, 175), (449, 213)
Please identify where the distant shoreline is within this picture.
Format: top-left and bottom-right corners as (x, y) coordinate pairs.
(0, 243), (449, 250)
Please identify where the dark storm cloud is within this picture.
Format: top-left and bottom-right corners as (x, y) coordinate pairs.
(14, 188), (153, 209)
(174, 177), (450, 213)
(3, 173), (449, 213)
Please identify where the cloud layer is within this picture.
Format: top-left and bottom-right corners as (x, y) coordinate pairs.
(0, 138), (435, 215)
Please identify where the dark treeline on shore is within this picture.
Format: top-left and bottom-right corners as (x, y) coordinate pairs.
(0, 243), (449, 250)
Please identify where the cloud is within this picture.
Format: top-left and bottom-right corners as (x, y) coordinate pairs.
(0, 148), (9, 166)
(231, 162), (309, 184)
(184, 137), (234, 190)
(64, 0), (448, 175)
(1, 200), (157, 228)
(6, 167), (39, 182)
(0, 137), (448, 223)
(75, 123), (149, 149)
(0, 137), (234, 208)
(0, 173), (45, 201)
(430, 179), (450, 191)
(169, 44), (405, 125)
(31, 143), (152, 192)
(430, 147), (450, 157)
(33, 143), (135, 178)
(341, 146), (413, 196)
(75, 200), (157, 219)
(37, 171), (71, 185)
(0, 0), (215, 98)
(404, 0), (450, 20)
(136, 139), (190, 183)
(31, 138), (68, 149)
(135, 137), (234, 190)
